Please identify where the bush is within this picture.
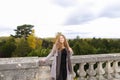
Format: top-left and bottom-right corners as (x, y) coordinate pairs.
(28, 47), (50, 57)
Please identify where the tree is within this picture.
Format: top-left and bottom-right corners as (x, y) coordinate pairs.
(73, 41), (83, 55)
(28, 47), (50, 57)
(42, 39), (53, 49)
(12, 38), (32, 57)
(72, 37), (97, 55)
(27, 29), (42, 49)
(11, 24), (34, 40)
(27, 29), (36, 49)
(0, 37), (16, 57)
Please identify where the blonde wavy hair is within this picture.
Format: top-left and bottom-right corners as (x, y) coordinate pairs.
(54, 34), (70, 52)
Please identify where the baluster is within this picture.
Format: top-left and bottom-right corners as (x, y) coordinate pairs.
(96, 62), (106, 80)
(104, 61), (114, 80)
(77, 63), (86, 80)
(87, 62), (96, 80)
(113, 60), (120, 79)
(72, 64), (76, 79)
(37, 66), (51, 80)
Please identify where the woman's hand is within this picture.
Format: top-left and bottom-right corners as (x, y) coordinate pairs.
(39, 58), (46, 63)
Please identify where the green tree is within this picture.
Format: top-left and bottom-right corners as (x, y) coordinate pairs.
(0, 37), (16, 57)
(11, 24), (34, 40)
(12, 38), (32, 57)
(72, 37), (97, 55)
(73, 41), (83, 55)
(42, 39), (53, 49)
(28, 47), (50, 57)
(90, 38), (107, 54)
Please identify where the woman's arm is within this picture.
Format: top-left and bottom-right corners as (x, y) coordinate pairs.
(44, 45), (56, 61)
(69, 47), (74, 56)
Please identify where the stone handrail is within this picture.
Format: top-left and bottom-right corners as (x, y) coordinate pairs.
(0, 53), (120, 80)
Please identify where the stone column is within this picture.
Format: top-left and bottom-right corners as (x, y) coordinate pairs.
(87, 62), (96, 80)
(96, 62), (106, 80)
(113, 60), (120, 79)
(77, 63), (86, 80)
(104, 61), (113, 80)
(72, 64), (76, 79)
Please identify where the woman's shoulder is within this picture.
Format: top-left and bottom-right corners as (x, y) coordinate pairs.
(68, 47), (73, 53)
(52, 44), (57, 52)
(69, 47), (72, 51)
(52, 44), (56, 49)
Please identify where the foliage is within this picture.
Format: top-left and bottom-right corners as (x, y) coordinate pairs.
(0, 37), (16, 57)
(28, 47), (50, 57)
(0, 28), (120, 57)
(42, 39), (53, 49)
(27, 29), (36, 49)
(12, 38), (32, 57)
(11, 24), (34, 40)
(72, 38), (97, 55)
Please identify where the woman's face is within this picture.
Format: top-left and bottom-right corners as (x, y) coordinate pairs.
(59, 36), (65, 44)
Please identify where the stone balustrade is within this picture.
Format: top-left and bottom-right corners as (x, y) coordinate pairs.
(0, 53), (120, 80)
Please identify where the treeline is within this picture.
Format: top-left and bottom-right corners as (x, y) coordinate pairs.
(0, 24), (120, 57)
(0, 35), (53, 57)
(0, 36), (120, 58)
(69, 37), (120, 55)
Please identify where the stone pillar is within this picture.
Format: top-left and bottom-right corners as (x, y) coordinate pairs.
(104, 61), (114, 79)
(113, 60), (120, 79)
(87, 62), (96, 80)
(96, 62), (106, 80)
(78, 63), (86, 80)
(72, 64), (76, 79)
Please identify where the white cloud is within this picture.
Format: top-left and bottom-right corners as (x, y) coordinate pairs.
(64, 17), (120, 38)
(65, 0), (120, 25)
(0, 0), (70, 26)
(0, 0), (120, 38)
(34, 17), (120, 38)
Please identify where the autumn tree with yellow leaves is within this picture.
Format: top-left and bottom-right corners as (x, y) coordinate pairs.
(27, 29), (42, 49)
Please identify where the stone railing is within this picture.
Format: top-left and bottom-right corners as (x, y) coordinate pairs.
(0, 53), (120, 80)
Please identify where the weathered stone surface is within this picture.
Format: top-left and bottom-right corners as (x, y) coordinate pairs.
(0, 57), (38, 70)
(0, 57), (40, 80)
(0, 53), (120, 80)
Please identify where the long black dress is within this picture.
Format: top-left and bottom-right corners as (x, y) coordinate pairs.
(57, 48), (67, 80)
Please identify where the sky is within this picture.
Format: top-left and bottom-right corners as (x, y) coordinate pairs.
(0, 0), (120, 39)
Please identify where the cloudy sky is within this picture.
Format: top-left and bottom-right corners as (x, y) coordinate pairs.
(0, 0), (120, 39)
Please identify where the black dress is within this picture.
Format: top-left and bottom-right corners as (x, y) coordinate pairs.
(58, 48), (67, 80)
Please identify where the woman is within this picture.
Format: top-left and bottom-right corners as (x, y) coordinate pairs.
(40, 34), (74, 80)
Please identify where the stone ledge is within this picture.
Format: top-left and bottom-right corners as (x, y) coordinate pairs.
(0, 53), (120, 80)
(0, 53), (120, 70)
(0, 57), (39, 70)
(71, 53), (120, 63)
